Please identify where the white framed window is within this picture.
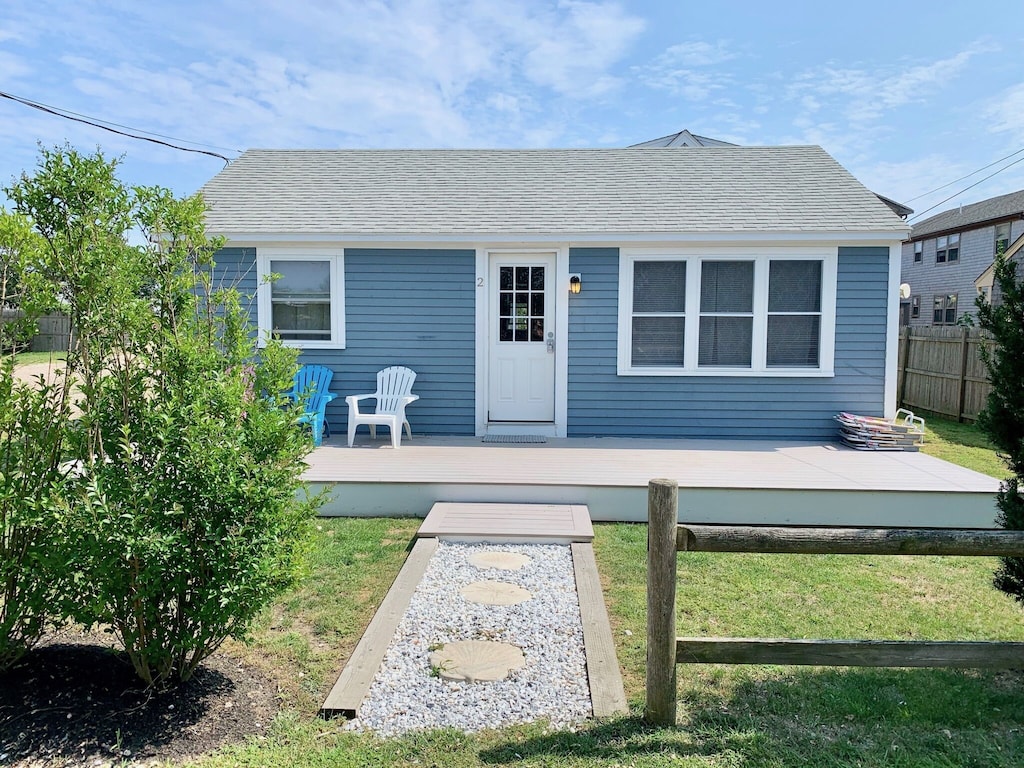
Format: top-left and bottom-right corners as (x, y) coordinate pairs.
(256, 248), (345, 348)
(913, 241), (923, 263)
(936, 233), (959, 263)
(910, 294), (921, 319)
(617, 248), (836, 377)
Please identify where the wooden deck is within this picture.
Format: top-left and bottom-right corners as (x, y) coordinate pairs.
(303, 435), (1001, 528)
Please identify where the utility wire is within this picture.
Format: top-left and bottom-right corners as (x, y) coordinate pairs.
(0, 90), (234, 166)
(907, 153), (1024, 223)
(904, 146), (1024, 203)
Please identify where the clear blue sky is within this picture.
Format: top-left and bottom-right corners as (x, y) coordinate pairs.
(3, 0), (1023, 224)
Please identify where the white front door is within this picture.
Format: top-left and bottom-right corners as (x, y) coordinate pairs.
(488, 254), (556, 422)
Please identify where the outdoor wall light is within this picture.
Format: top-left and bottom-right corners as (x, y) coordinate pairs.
(569, 274), (582, 294)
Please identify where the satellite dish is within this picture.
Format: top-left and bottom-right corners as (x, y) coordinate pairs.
(899, 283), (911, 299)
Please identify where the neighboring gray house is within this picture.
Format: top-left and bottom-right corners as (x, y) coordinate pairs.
(199, 146), (908, 441)
(900, 189), (1024, 326)
(629, 129), (736, 148)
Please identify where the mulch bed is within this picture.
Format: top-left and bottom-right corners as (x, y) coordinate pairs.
(0, 633), (282, 767)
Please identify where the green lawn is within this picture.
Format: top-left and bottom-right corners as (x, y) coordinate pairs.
(10, 350), (66, 367)
(921, 415), (1008, 480)
(190, 418), (1024, 768)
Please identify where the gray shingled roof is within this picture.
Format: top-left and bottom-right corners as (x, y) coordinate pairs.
(911, 188), (1024, 239)
(200, 147), (907, 237)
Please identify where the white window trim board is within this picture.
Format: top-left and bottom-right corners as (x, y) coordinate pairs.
(616, 246), (837, 377)
(256, 247), (346, 349)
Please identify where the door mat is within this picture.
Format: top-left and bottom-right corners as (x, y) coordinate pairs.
(482, 435), (547, 444)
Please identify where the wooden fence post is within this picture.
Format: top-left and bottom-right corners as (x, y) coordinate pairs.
(898, 326), (911, 409)
(645, 478), (678, 725)
(957, 327), (970, 423)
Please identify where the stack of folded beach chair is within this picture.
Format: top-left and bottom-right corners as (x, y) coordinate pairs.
(834, 409), (925, 451)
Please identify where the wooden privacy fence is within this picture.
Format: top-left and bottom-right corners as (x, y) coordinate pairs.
(897, 326), (991, 422)
(29, 313), (72, 352)
(644, 478), (1024, 726)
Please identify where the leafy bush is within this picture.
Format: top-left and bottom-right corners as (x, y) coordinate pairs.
(0, 363), (74, 670)
(6, 146), (321, 685)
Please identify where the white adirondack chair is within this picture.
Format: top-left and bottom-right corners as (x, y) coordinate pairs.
(346, 366), (419, 449)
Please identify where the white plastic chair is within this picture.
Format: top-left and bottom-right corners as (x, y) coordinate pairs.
(346, 366), (419, 449)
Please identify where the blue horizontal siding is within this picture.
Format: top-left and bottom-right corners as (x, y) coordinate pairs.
(312, 249), (475, 436)
(217, 247), (476, 436)
(566, 246), (889, 440)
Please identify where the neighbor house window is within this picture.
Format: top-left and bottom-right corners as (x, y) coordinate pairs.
(936, 233), (960, 263)
(932, 294), (957, 325)
(913, 241), (923, 263)
(995, 222), (1011, 255)
(618, 249), (836, 376)
(257, 249), (345, 348)
(910, 295), (920, 319)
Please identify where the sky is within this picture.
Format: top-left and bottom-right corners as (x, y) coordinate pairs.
(2, 0), (1024, 226)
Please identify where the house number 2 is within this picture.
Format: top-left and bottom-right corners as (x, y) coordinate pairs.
(477, 278), (484, 287)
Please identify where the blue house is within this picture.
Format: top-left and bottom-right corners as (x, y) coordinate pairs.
(199, 147), (909, 441)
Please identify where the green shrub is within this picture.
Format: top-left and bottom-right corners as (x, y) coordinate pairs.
(0, 363), (75, 669)
(7, 146), (322, 686)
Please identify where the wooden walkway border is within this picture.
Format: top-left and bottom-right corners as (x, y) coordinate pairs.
(644, 478), (1024, 726)
(321, 537), (438, 717)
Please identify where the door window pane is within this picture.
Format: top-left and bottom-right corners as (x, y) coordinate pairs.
(498, 264), (546, 343)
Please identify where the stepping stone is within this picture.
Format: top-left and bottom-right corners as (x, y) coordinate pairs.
(428, 640), (526, 683)
(468, 551), (532, 571)
(460, 580), (533, 606)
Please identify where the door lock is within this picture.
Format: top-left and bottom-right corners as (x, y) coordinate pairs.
(546, 331), (555, 352)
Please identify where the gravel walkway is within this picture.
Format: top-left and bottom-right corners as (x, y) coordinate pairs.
(348, 541), (592, 735)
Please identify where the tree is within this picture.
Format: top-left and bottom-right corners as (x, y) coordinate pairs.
(976, 249), (1024, 602)
(5, 146), (321, 684)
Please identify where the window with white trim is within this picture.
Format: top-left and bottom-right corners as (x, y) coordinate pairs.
(936, 233), (959, 263)
(618, 249), (836, 376)
(913, 241), (923, 263)
(256, 249), (345, 348)
(932, 293), (957, 325)
(910, 294), (920, 319)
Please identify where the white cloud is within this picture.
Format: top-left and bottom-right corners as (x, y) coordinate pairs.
(985, 82), (1024, 143)
(636, 39), (736, 101)
(788, 46), (989, 125)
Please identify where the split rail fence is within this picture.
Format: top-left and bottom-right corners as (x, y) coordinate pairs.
(644, 478), (1024, 725)
(897, 326), (991, 422)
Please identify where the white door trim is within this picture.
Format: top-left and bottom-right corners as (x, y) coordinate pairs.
(475, 246), (568, 437)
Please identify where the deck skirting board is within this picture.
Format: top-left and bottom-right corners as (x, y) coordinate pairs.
(309, 483), (999, 529)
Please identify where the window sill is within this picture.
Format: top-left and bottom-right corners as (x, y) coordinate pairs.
(616, 367), (834, 378)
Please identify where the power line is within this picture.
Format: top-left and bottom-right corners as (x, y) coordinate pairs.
(0, 90), (235, 166)
(907, 153), (1024, 223)
(904, 146), (1024, 203)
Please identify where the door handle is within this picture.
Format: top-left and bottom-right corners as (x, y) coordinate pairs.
(546, 331), (555, 352)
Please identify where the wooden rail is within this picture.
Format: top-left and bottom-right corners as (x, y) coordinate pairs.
(644, 479), (1024, 726)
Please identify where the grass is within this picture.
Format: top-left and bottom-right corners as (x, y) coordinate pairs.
(920, 414), (1007, 479)
(187, 495), (1024, 766)
(10, 350), (66, 367)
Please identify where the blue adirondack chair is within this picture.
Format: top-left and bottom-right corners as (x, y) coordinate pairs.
(287, 365), (337, 446)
